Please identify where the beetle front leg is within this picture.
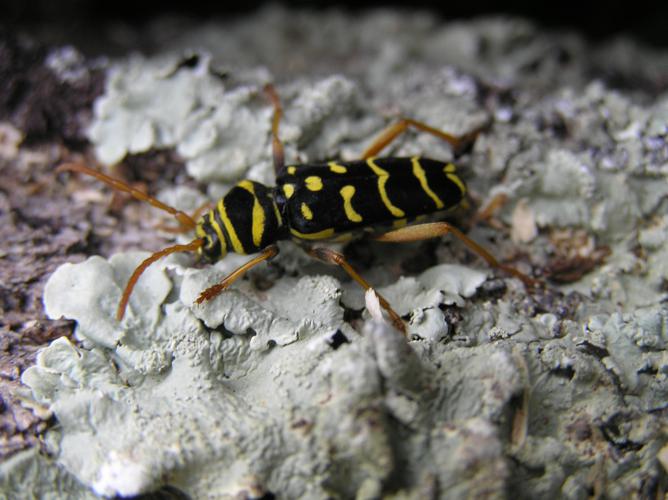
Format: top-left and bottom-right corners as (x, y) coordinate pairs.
(196, 245), (280, 304)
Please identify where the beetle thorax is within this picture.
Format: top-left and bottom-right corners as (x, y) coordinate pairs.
(196, 180), (284, 261)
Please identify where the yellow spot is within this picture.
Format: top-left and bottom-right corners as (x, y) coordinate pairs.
(237, 180), (265, 247)
(412, 157), (444, 209)
(305, 176), (323, 191)
(444, 163), (467, 196)
(290, 227), (336, 240)
(339, 185), (363, 222)
(287, 166), (297, 175)
(217, 199), (245, 254)
(366, 158), (405, 218)
(283, 184), (295, 199)
(300, 202), (313, 220)
(392, 218), (407, 229)
(328, 162), (347, 174)
(207, 211), (227, 255)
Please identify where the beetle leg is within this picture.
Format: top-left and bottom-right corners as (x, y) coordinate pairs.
(374, 222), (540, 287)
(472, 192), (509, 227)
(361, 118), (483, 159)
(306, 247), (407, 335)
(264, 84), (285, 175)
(196, 245), (280, 304)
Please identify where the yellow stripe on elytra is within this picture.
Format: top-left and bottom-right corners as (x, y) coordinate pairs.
(412, 157), (444, 209)
(287, 166), (297, 175)
(444, 163), (467, 196)
(328, 161), (347, 174)
(208, 210), (227, 254)
(305, 176), (323, 191)
(217, 199), (245, 254)
(283, 184), (295, 199)
(237, 180), (266, 247)
(366, 157), (405, 218)
(290, 227), (336, 240)
(339, 185), (363, 222)
(300, 202), (313, 220)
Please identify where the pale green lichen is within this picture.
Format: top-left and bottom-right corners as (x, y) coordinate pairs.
(0, 447), (97, 500)
(87, 53), (272, 184)
(19, 9), (668, 499)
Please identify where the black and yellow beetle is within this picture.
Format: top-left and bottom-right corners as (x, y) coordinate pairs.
(58, 85), (536, 334)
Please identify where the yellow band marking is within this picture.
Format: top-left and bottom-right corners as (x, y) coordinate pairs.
(287, 166), (297, 175)
(207, 211), (227, 255)
(411, 157), (444, 209)
(283, 184), (295, 199)
(237, 180), (265, 247)
(339, 185), (363, 222)
(217, 199), (245, 254)
(328, 161), (347, 174)
(447, 174), (467, 196)
(300, 202), (313, 220)
(366, 157), (405, 218)
(305, 176), (323, 191)
(290, 227), (335, 240)
(444, 163), (467, 196)
(196, 224), (207, 244)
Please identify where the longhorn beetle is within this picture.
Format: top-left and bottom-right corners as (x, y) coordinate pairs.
(57, 84), (537, 335)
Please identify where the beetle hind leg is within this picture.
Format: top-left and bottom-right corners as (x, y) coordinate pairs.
(361, 118), (485, 159)
(374, 221), (540, 287)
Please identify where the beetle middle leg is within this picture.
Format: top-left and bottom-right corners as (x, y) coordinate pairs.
(306, 247), (407, 335)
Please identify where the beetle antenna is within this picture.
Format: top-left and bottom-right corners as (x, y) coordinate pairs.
(117, 238), (205, 320)
(56, 162), (197, 230)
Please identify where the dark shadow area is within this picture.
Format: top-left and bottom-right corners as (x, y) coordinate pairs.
(3, 0), (668, 50)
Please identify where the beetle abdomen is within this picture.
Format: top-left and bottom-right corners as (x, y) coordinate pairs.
(275, 157), (466, 241)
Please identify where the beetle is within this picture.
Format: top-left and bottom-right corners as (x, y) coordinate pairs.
(57, 84), (537, 335)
